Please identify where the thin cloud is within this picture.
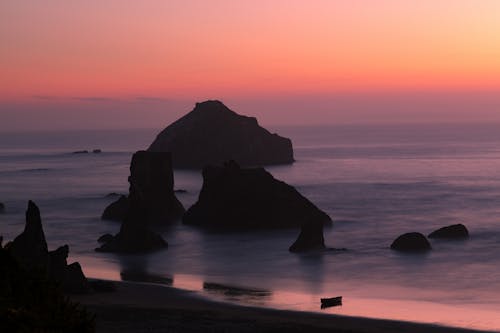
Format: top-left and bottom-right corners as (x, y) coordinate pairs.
(72, 96), (117, 102)
(32, 95), (59, 100)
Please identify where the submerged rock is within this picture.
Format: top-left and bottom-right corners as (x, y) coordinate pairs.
(391, 232), (431, 252)
(101, 151), (184, 225)
(184, 161), (331, 230)
(148, 100), (294, 168)
(428, 224), (469, 239)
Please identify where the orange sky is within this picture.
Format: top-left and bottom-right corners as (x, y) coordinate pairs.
(1, 1), (500, 129)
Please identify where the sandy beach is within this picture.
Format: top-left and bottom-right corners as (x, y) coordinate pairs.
(71, 281), (493, 333)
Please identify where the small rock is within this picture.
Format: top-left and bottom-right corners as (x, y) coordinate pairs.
(92, 149), (102, 154)
(391, 232), (431, 252)
(0, 202), (4, 213)
(72, 150), (89, 154)
(428, 224), (469, 239)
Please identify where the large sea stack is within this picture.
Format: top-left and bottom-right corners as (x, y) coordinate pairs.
(148, 100), (294, 168)
(97, 151), (174, 253)
(102, 151), (184, 225)
(183, 161), (331, 230)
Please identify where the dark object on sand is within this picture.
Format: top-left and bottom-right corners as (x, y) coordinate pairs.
(391, 232), (431, 252)
(183, 160), (331, 230)
(101, 151), (184, 225)
(72, 150), (89, 154)
(428, 224), (469, 239)
(321, 296), (342, 309)
(92, 149), (102, 153)
(97, 152), (173, 253)
(148, 100), (294, 168)
(6, 201), (90, 293)
(0, 202), (4, 212)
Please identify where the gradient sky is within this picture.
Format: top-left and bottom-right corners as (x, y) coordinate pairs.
(1, 0), (500, 130)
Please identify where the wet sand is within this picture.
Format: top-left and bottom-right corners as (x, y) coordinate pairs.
(71, 280), (493, 333)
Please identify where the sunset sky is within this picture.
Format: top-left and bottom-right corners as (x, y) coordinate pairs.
(1, 0), (500, 130)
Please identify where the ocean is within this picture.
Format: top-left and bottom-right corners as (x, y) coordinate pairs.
(1, 123), (500, 331)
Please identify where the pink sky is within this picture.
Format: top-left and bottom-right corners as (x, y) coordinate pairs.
(1, 1), (500, 130)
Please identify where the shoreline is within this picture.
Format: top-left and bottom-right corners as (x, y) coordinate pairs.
(71, 280), (494, 333)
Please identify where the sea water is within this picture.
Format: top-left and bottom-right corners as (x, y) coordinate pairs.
(1, 124), (500, 331)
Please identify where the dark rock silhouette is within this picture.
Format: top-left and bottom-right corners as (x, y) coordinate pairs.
(72, 150), (88, 154)
(8, 200), (49, 270)
(184, 161), (331, 230)
(101, 151), (184, 225)
(391, 232), (431, 252)
(97, 233), (114, 243)
(0, 202), (4, 213)
(97, 151), (173, 253)
(105, 192), (121, 198)
(6, 201), (90, 293)
(101, 195), (128, 221)
(428, 224), (469, 239)
(92, 149), (102, 153)
(289, 220), (325, 252)
(148, 100), (294, 168)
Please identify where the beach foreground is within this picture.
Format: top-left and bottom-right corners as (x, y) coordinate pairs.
(72, 281), (492, 333)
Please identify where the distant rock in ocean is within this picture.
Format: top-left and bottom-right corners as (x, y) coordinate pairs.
(72, 150), (89, 154)
(428, 224), (469, 239)
(0, 202), (4, 213)
(183, 161), (331, 230)
(148, 100), (294, 168)
(391, 232), (431, 252)
(101, 151), (184, 225)
(97, 151), (176, 253)
(6, 201), (90, 293)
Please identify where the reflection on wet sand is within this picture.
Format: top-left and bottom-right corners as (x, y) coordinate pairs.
(203, 281), (272, 305)
(120, 269), (173, 286)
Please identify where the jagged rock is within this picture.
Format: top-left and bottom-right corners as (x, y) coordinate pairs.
(101, 195), (128, 221)
(5, 201), (90, 293)
(8, 201), (49, 270)
(0, 202), (4, 213)
(391, 232), (431, 252)
(48, 245), (69, 282)
(148, 100), (294, 168)
(428, 224), (469, 239)
(101, 151), (184, 224)
(184, 161), (331, 229)
(289, 220), (325, 252)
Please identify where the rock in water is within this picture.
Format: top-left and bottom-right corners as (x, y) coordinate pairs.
(289, 219), (326, 252)
(391, 232), (431, 252)
(0, 202), (5, 213)
(428, 224), (469, 239)
(183, 161), (331, 229)
(148, 100), (294, 168)
(101, 151), (184, 224)
(8, 200), (49, 270)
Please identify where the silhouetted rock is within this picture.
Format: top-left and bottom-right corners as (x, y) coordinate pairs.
(8, 200), (49, 270)
(148, 100), (294, 168)
(62, 262), (90, 294)
(72, 150), (88, 154)
(184, 161), (331, 230)
(289, 220), (325, 252)
(428, 224), (469, 239)
(92, 149), (102, 153)
(105, 192), (121, 198)
(6, 201), (90, 293)
(0, 202), (4, 213)
(101, 195), (128, 221)
(391, 232), (431, 252)
(97, 152), (173, 253)
(97, 233), (114, 243)
(101, 151), (184, 224)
